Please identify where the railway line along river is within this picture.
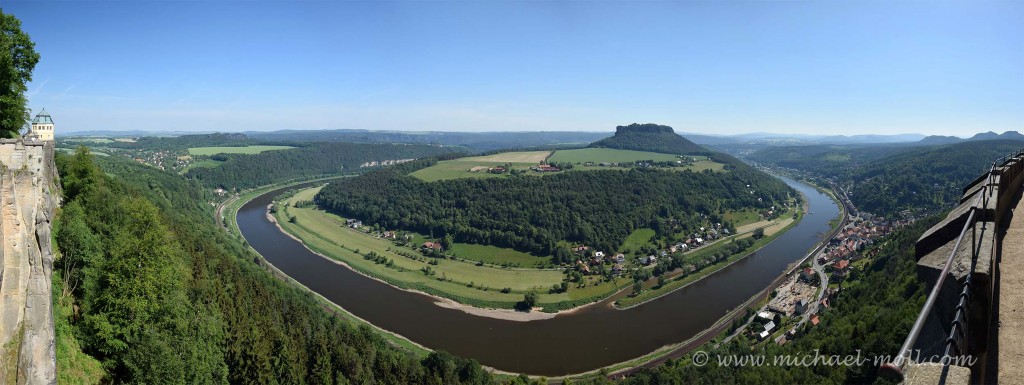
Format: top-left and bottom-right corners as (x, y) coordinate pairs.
(236, 176), (840, 376)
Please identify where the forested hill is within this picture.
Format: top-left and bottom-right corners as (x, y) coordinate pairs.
(315, 161), (793, 259)
(749, 139), (1024, 218)
(185, 142), (465, 190)
(54, 149), (497, 384)
(845, 140), (1024, 217)
(588, 123), (710, 155)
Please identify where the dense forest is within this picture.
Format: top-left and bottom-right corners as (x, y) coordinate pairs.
(746, 144), (908, 177)
(576, 216), (937, 385)
(246, 129), (612, 152)
(54, 148), (499, 384)
(589, 123), (710, 155)
(315, 162), (793, 260)
(845, 140), (1023, 216)
(185, 142), (465, 190)
(93, 132), (260, 150)
(749, 140), (1024, 217)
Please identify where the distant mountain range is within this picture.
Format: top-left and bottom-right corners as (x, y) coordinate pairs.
(58, 127), (1022, 150)
(916, 131), (1024, 146)
(677, 132), (927, 146)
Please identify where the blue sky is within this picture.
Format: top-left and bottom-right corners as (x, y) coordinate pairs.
(5, 1), (1022, 136)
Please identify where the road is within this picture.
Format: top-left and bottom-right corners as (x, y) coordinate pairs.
(715, 182), (853, 347)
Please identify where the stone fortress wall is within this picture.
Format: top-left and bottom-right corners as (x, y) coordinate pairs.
(0, 138), (59, 385)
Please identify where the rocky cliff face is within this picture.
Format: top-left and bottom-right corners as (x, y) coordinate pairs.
(0, 139), (59, 385)
(614, 123), (676, 134)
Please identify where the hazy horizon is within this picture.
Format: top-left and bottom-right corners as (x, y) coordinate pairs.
(7, 1), (1022, 137)
(57, 125), (1008, 141)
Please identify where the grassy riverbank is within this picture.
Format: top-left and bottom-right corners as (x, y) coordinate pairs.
(274, 186), (634, 312)
(615, 205), (803, 309)
(218, 176), (435, 359)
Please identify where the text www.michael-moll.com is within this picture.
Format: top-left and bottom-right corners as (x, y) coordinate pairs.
(691, 350), (977, 368)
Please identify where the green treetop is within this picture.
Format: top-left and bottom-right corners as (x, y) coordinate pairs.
(0, 9), (40, 138)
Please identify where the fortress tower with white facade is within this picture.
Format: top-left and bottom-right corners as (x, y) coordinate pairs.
(29, 109), (54, 141)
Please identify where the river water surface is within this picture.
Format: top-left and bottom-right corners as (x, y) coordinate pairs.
(237, 176), (838, 375)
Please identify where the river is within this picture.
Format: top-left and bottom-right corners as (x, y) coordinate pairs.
(236, 176), (839, 376)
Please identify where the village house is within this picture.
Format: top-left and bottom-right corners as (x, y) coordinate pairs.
(345, 219), (363, 229)
(800, 268), (815, 282)
(794, 299), (809, 315)
(423, 241), (442, 251)
(758, 320), (777, 341)
(576, 261), (591, 274)
(641, 255), (657, 266)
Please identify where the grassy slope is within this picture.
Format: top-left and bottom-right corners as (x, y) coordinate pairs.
(447, 243), (550, 267)
(620, 228), (656, 253)
(723, 209), (762, 228)
(179, 158), (225, 174)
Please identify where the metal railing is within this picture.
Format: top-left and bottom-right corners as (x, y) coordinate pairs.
(879, 163), (997, 381)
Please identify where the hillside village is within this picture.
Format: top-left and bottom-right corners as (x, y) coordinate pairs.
(744, 207), (912, 347)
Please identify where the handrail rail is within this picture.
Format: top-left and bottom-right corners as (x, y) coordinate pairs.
(879, 203), (980, 381)
(878, 154), (1023, 381)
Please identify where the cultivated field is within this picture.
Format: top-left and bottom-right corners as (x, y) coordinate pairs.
(409, 152), (552, 182)
(188, 145), (295, 156)
(550, 148), (726, 172)
(548, 148), (680, 163)
(471, 151), (551, 163)
(409, 159), (531, 182)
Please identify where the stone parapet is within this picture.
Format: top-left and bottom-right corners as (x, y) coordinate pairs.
(909, 150), (1024, 384)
